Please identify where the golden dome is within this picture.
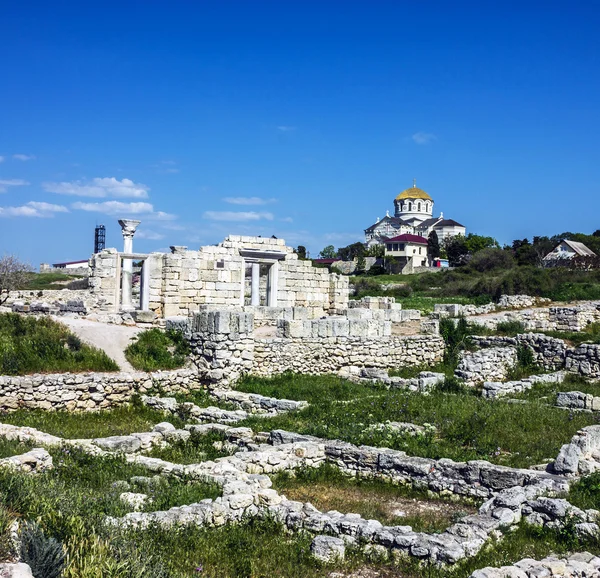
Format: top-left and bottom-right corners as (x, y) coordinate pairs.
(395, 185), (432, 201)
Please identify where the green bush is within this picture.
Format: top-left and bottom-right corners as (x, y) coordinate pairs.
(0, 313), (118, 375)
(496, 320), (527, 336)
(125, 328), (190, 371)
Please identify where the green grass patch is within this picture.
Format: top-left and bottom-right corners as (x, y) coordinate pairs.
(144, 431), (234, 464)
(514, 374), (600, 402)
(19, 272), (84, 291)
(538, 322), (600, 346)
(237, 375), (599, 468)
(0, 437), (35, 459)
(273, 463), (478, 533)
(0, 313), (119, 375)
(568, 471), (600, 511)
(125, 328), (190, 371)
(0, 399), (185, 438)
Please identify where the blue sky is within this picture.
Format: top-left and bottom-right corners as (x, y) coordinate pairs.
(1, 1), (599, 264)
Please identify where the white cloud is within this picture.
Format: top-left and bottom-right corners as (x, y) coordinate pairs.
(44, 177), (149, 198)
(0, 179), (30, 193)
(12, 154), (36, 161)
(71, 201), (176, 221)
(223, 197), (277, 206)
(0, 201), (68, 218)
(276, 126), (296, 132)
(136, 229), (166, 240)
(203, 211), (274, 222)
(411, 132), (437, 145)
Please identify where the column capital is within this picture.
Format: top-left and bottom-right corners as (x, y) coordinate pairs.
(118, 219), (141, 238)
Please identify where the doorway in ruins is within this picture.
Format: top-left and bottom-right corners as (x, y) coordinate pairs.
(243, 262), (271, 306)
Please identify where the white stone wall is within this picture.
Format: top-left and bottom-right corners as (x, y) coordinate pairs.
(0, 368), (201, 412)
(455, 347), (518, 386)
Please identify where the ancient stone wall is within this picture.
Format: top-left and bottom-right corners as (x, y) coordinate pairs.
(89, 237), (348, 318)
(565, 344), (600, 378)
(179, 310), (444, 388)
(0, 368), (200, 412)
(472, 334), (568, 370)
(455, 347), (518, 386)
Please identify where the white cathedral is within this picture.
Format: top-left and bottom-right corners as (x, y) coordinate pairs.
(364, 181), (466, 247)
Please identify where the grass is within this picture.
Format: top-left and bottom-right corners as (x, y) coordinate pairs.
(236, 374), (599, 468)
(125, 328), (190, 372)
(0, 398), (186, 438)
(388, 361), (451, 379)
(18, 272), (84, 291)
(568, 471), (600, 511)
(514, 373), (600, 402)
(0, 313), (118, 375)
(538, 322), (600, 346)
(272, 463), (478, 533)
(144, 431), (235, 464)
(0, 437), (35, 459)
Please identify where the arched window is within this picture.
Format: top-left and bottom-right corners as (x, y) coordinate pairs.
(408, 202), (412, 211)
(417, 202), (422, 211)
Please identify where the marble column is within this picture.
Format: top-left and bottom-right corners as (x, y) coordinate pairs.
(251, 262), (260, 306)
(118, 219), (140, 310)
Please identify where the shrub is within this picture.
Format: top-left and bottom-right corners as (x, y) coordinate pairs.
(468, 248), (515, 272)
(20, 521), (66, 578)
(496, 320), (527, 335)
(440, 317), (471, 368)
(125, 328), (190, 371)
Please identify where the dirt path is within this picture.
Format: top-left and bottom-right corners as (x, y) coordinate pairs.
(53, 316), (143, 372)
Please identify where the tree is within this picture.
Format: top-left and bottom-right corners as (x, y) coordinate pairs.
(337, 242), (366, 261)
(318, 245), (337, 259)
(296, 246), (307, 260)
(365, 244), (384, 258)
(428, 231), (440, 260)
(444, 235), (470, 267)
(463, 233), (499, 254)
(0, 255), (33, 305)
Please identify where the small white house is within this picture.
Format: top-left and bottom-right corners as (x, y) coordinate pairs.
(543, 240), (597, 264)
(384, 234), (429, 269)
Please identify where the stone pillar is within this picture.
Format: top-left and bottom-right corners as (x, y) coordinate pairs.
(140, 260), (150, 311)
(251, 262), (260, 306)
(239, 260), (246, 306)
(118, 219), (140, 310)
(268, 261), (279, 306)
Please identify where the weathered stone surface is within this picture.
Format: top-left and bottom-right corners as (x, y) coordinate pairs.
(310, 535), (345, 562)
(0, 563), (35, 578)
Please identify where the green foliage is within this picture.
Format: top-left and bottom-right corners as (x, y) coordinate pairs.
(506, 346), (539, 380)
(540, 322), (600, 345)
(145, 431), (234, 464)
(428, 230), (440, 260)
(495, 320), (527, 336)
(318, 245), (337, 259)
(440, 317), (472, 368)
(0, 313), (119, 375)
(18, 272), (83, 291)
(337, 242), (366, 262)
(125, 328), (190, 371)
(238, 374), (596, 468)
(568, 471), (600, 510)
(468, 248), (515, 272)
(20, 521), (66, 578)
(295, 245), (307, 259)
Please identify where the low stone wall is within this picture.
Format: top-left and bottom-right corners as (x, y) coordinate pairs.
(470, 553), (600, 578)
(269, 430), (563, 499)
(4, 289), (98, 311)
(179, 310), (444, 388)
(482, 372), (566, 399)
(253, 334), (444, 376)
(557, 390), (600, 412)
(565, 344), (600, 378)
(498, 295), (552, 309)
(472, 334), (567, 370)
(0, 368), (201, 412)
(455, 347), (518, 386)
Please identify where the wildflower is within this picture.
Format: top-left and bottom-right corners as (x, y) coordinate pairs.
(195, 564), (204, 572)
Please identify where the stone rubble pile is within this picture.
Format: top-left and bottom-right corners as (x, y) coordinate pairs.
(11, 299), (87, 316)
(209, 390), (308, 414)
(470, 552), (600, 577)
(141, 395), (248, 425)
(455, 347), (518, 386)
(482, 371), (566, 399)
(567, 344), (600, 379)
